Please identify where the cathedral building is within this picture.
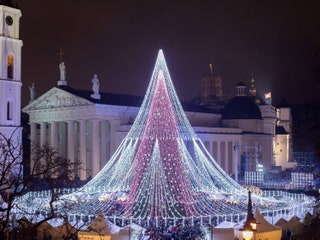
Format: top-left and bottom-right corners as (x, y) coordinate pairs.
(22, 60), (295, 181)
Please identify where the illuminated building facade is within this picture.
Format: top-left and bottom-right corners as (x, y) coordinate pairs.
(0, 2), (23, 165)
(0, 2), (22, 141)
(22, 59), (294, 181)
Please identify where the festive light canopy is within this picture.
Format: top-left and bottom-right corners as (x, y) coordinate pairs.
(16, 50), (303, 225)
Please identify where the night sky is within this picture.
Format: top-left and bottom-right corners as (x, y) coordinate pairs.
(18, 1), (320, 107)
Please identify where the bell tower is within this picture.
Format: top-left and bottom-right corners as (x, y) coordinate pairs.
(0, 1), (22, 144)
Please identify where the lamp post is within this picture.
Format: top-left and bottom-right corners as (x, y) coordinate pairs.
(240, 191), (257, 240)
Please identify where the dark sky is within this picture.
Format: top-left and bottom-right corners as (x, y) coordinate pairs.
(18, 0), (320, 107)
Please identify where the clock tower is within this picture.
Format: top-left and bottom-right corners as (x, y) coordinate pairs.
(0, 1), (22, 147)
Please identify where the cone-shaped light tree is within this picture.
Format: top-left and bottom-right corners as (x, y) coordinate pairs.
(17, 50), (293, 225)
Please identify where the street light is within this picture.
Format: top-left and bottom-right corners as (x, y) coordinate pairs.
(240, 191), (258, 240)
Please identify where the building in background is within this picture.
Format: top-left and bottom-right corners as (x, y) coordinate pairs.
(191, 64), (228, 111)
(22, 62), (295, 181)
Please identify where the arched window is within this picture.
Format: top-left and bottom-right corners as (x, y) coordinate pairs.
(7, 101), (13, 120)
(7, 54), (14, 79)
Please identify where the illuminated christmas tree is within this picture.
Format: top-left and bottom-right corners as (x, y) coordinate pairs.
(60, 50), (278, 222)
(16, 50), (305, 226)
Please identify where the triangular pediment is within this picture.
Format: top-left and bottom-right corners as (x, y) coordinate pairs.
(22, 87), (94, 112)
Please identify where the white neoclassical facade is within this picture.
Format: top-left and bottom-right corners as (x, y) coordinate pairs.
(22, 86), (135, 179)
(22, 74), (294, 181)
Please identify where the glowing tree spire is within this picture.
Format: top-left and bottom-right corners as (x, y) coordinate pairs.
(125, 69), (194, 218)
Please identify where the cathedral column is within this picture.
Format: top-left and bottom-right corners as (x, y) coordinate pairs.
(58, 122), (67, 160)
(67, 120), (75, 179)
(39, 122), (47, 177)
(78, 119), (87, 180)
(91, 119), (101, 177)
(225, 141), (229, 174)
(216, 141), (221, 166)
(109, 119), (121, 156)
(233, 142), (240, 182)
(50, 122), (59, 150)
(30, 122), (37, 145)
(40, 122), (47, 147)
(100, 120), (107, 167)
(29, 122), (37, 175)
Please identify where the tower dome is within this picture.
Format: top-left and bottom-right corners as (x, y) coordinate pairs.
(222, 96), (262, 119)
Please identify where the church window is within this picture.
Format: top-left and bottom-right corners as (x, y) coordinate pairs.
(7, 54), (14, 79)
(7, 101), (13, 120)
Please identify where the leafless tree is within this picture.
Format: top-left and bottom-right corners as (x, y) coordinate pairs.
(0, 131), (85, 240)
